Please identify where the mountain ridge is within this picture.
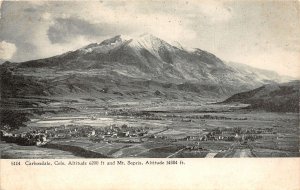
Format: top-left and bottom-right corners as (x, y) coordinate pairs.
(0, 34), (292, 100)
(223, 80), (300, 112)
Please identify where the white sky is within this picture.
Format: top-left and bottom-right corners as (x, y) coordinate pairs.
(0, 0), (299, 78)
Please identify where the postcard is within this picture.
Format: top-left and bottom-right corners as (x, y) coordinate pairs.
(0, 0), (299, 189)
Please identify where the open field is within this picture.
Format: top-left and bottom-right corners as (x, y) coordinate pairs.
(0, 141), (77, 159)
(1, 97), (299, 158)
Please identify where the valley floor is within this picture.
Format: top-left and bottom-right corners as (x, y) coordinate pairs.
(1, 98), (299, 158)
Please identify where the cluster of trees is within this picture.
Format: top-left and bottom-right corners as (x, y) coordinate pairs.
(0, 110), (31, 131)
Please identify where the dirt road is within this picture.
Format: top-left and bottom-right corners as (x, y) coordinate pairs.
(231, 149), (254, 158)
(167, 148), (185, 158)
(205, 152), (218, 158)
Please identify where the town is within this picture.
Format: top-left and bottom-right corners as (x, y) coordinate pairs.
(1, 119), (277, 156)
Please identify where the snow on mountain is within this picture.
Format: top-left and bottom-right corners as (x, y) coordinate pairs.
(129, 34), (175, 55)
(79, 34), (179, 61)
(1, 34), (292, 99)
(79, 35), (132, 54)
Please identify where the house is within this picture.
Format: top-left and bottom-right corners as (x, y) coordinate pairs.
(149, 134), (157, 139)
(0, 130), (8, 137)
(200, 135), (208, 141)
(222, 131), (235, 136)
(121, 124), (128, 129)
(130, 133), (138, 137)
(184, 136), (199, 141)
(90, 130), (96, 136)
(118, 131), (130, 137)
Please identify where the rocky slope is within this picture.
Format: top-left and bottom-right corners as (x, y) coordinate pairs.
(226, 61), (293, 84)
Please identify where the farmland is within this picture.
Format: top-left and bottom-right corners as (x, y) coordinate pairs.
(0, 97), (299, 158)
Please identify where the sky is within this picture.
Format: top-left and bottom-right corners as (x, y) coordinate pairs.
(0, 0), (299, 78)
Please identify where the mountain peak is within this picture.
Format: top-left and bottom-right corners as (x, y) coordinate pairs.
(80, 34), (167, 53)
(79, 35), (133, 54)
(5, 33), (288, 100)
(130, 33), (172, 49)
(99, 33), (163, 45)
(99, 35), (132, 46)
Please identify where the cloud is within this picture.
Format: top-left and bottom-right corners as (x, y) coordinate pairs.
(24, 1), (197, 54)
(0, 41), (16, 60)
(223, 47), (300, 78)
(0, 1), (298, 78)
(103, 0), (232, 23)
(41, 12), (52, 21)
(48, 17), (101, 43)
(0, 1), (198, 62)
(47, 17), (134, 44)
(62, 1), (197, 43)
(193, 1), (232, 23)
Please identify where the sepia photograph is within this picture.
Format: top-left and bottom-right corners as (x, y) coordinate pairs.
(0, 0), (299, 159)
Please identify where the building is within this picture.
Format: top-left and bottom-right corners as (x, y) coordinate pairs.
(118, 131), (130, 137)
